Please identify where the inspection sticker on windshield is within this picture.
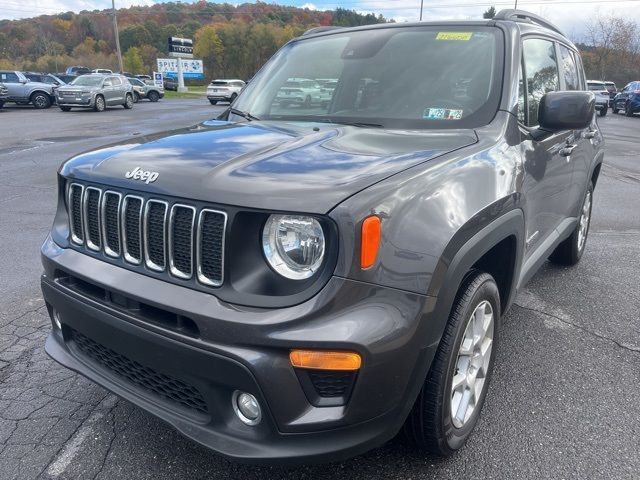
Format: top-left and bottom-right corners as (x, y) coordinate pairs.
(423, 108), (464, 120)
(436, 32), (473, 41)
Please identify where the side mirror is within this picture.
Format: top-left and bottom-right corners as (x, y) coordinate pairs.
(21, 78), (29, 84)
(538, 91), (595, 131)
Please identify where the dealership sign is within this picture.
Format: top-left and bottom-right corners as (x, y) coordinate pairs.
(156, 59), (204, 80)
(168, 37), (193, 58)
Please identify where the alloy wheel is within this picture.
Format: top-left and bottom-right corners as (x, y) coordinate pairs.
(451, 300), (494, 428)
(577, 189), (592, 252)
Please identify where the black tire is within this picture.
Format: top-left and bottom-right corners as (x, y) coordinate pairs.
(94, 95), (105, 112)
(405, 271), (500, 455)
(549, 182), (594, 266)
(148, 91), (160, 102)
(134, 92), (140, 103)
(209, 99), (218, 105)
(59, 106), (71, 112)
(124, 94), (133, 109)
(612, 105), (619, 114)
(0, 100), (4, 109)
(598, 107), (607, 117)
(230, 93), (238, 104)
(625, 102), (633, 117)
(31, 92), (51, 109)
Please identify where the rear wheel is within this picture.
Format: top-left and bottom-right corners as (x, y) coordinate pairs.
(209, 99), (218, 105)
(59, 106), (71, 112)
(0, 100), (4, 109)
(598, 106), (607, 117)
(148, 90), (160, 102)
(124, 93), (133, 109)
(405, 271), (500, 455)
(230, 93), (238, 104)
(612, 104), (619, 114)
(94, 95), (105, 112)
(133, 92), (140, 103)
(31, 92), (51, 109)
(550, 182), (593, 266)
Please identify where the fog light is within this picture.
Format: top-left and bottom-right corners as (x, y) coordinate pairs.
(232, 391), (261, 425)
(52, 309), (62, 330)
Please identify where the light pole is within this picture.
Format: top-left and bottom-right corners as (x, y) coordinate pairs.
(419, 0), (424, 21)
(112, 0), (124, 73)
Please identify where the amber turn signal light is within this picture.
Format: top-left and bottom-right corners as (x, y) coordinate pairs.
(289, 350), (362, 371)
(360, 215), (381, 269)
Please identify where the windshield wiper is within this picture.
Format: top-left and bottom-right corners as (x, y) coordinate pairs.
(228, 107), (260, 122)
(315, 118), (384, 128)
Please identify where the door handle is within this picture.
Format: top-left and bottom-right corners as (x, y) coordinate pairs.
(585, 130), (597, 139)
(560, 144), (577, 157)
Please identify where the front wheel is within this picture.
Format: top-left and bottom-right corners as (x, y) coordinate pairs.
(405, 271), (500, 455)
(124, 94), (133, 109)
(0, 100), (4, 109)
(148, 91), (160, 102)
(549, 182), (593, 266)
(625, 102), (633, 117)
(31, 92), (51, 109)
(94, 95), (105, 112)
(612, 105), (619, 114)
(59, 106), (71, 112)
(598, 107), (607, 117)
(230, 93), (238, 104)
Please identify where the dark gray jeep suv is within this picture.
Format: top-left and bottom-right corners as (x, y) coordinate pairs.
(41, 10), (603, 464)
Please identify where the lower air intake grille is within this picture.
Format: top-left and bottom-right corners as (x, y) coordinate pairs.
(71, 329), (208, 415)
(309, 371), (356, 397)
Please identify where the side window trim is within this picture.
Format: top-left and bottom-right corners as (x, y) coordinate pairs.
(521, 35), (561, 128)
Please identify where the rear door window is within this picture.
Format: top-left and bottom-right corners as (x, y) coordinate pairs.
(523, 38), (560, 127)
(0, 72), (19, 83)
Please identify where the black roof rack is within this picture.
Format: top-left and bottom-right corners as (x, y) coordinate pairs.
(302, 26), (344, 36)
(494, 9), (565, 37)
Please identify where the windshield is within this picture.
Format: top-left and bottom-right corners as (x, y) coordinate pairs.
(233, 26), (503, 129)
(71, 76), (103, 87)
(588, 82), (605, 91)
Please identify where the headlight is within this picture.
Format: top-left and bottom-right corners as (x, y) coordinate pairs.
(262, 215), (325, 280)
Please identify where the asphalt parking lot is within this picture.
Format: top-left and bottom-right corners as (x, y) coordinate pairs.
(1, 100), (638, 479)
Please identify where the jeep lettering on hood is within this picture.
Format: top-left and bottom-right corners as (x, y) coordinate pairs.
(61, 120), (477, 213)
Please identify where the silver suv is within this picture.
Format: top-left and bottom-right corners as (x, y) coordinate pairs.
(56, 74), (134, 112)
(0, 70), (56, 109)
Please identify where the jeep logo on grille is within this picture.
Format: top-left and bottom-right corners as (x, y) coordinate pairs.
(125, 167), (159, 184)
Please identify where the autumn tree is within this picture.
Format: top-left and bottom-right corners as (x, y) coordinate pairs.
(483, 7), (496, 19)
(194, 25), (224, 80)
(123, 46), (144, 73)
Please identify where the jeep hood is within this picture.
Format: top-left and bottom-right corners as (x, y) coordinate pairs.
(61, 120), (477, 214)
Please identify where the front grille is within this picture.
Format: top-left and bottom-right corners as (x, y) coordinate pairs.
(71, 329), (208, 415)
(67, 183), (227, 287)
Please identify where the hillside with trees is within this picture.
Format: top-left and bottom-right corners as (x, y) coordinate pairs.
(0, 1), (386, 79)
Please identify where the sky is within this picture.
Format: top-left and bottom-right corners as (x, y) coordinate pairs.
(2, 0), (640, 42)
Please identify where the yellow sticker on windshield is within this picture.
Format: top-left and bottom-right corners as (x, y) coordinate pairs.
(436, 32), (473, 41)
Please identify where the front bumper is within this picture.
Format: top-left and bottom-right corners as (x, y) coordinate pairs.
(41, 236), (436, 464)
(56, 95), (95, 108)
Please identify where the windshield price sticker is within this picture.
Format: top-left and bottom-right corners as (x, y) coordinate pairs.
(436, 32), (473, 41)
(424, 108), (464, 120)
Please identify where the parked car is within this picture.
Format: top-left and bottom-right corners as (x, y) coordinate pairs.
(65, 66), (91, 76)
(612, 81), (640, 117)
(0, 70), (55, 108)
(55, 74), (78, 84)
(206, 79), (245, 105)
(604, 81), (616, 107)
(127, 77), (164, 102)
(586, 80), (609, 116)
(0, 83), (8, 108)
(42, 10), (602, 464)
(136, 74), (152, 81)
(55, 73), (134, 112)
(163, 76), (178, 91)
(275, 78), (324, 107)
(24, 72), (66, 87)
(92, 69), (113, 74)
